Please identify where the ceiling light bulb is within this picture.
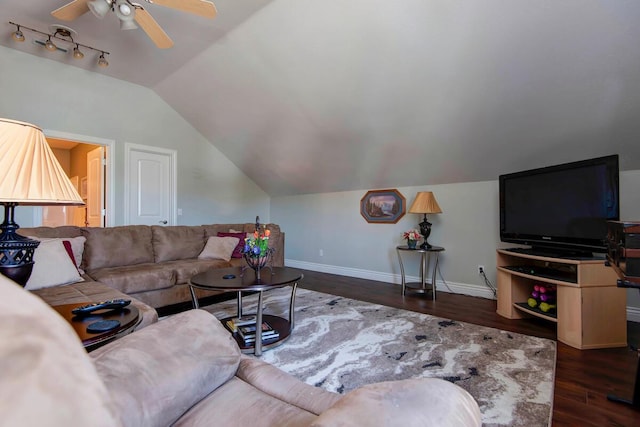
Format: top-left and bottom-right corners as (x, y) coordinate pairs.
(12, 27), (25, 42)
(44, 37), (57, 51)
(118, 3), (132, 16)
(73, 45), (84, 59)
(97, 53), (109, 68)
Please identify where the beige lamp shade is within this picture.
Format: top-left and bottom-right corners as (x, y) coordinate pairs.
(0, 119), (84, 206)
(408, 191), (442, 214)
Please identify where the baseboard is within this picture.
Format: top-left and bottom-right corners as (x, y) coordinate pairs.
(284, 259), (496, 300)
(285, 259), (639, 322)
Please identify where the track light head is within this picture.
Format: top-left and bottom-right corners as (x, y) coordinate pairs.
(44, 37), (57, 51)
(12, 26), (25, 42)
(73, 44), (85, 59)
(97, 53), (109, 67)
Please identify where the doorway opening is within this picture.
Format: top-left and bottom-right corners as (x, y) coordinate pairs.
(40, 135), (111, 228)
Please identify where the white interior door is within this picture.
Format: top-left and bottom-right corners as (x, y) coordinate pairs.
(125, 144), (176, 226)
(86, 147), (105, 227)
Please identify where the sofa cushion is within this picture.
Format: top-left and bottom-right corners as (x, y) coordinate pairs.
(151, 225), (206, 263)
(216, 232), (246, 258)
(83, 226), (154, 270)
(163, 258), (232, 284)
(25, 239), (83, 290)
(0, 274), (121, 426)
(91, 309), (241, 427)
(198, 236), (240, 262)
(88, 263), (175, 294)
(174, 376), (318, 427)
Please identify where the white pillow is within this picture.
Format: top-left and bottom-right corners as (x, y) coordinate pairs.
(26, 236), (86, 274)
(25, 239), (83, 291)
(198, 236), (240, 262)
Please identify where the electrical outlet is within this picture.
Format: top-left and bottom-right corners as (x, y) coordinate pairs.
(478, 265), (485, 275)
(319, 249), (324, 257)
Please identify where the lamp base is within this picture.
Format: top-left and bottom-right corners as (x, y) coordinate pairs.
(0, 202), (40, 287)
(418, 214), (433, 250)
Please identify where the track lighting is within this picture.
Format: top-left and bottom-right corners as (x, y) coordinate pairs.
(97, 52), (109, 67)
(44, 36), (57, 51)
(9, 22), (110, 68)
(12, 25), (25, 42)
(73, 44), (84, 59)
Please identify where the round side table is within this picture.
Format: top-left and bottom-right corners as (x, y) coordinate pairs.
(396, 245), (445, 299)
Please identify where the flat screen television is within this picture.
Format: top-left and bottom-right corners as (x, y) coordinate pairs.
(499, 155), (619, 257)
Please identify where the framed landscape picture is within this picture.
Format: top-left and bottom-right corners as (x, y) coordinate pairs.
(360, 189), (406, 224)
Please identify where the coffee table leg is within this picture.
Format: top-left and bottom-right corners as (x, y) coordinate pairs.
(236, 291), (243, 318)
(188, 284), (199, 309)
(289, 282), (298, 329)
(255, 291), (264, 356)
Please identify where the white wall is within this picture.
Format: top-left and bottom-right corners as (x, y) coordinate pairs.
(0, 46), (270, 227)
(272, 171), (640, 314)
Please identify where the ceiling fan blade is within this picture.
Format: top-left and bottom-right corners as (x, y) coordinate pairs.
(51, 0), (91, 21)
(149, 0), (217, 18)
(134, 7), (174, 49)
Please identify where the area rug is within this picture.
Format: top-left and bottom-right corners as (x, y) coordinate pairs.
(204, 288), (556, 427)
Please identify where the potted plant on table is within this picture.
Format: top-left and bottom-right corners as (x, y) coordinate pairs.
(402, 229), (421, 249)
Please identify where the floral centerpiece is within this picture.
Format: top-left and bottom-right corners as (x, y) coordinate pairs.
(402, 229), (421, 249)
(242, 217), (275, 279)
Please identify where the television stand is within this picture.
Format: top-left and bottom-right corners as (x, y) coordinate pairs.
(504, 246), (597, 260)
(496, 249), (627, 350)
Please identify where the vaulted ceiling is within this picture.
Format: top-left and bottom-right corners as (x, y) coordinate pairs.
(3, 1), (640, 196)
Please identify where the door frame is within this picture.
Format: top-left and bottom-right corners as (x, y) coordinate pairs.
(33, 129), (115, 227)
(123, 142), (177, 226)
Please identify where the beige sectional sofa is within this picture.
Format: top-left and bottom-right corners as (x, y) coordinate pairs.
(22, 223), (284, 313)
(0, 274), (483, 426)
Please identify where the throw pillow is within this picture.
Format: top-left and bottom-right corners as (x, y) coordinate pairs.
(25, 239), (83, 290)
(198, 236), (240, 262)
(217, 232), (247, 258)
(26, 236), (86, 274)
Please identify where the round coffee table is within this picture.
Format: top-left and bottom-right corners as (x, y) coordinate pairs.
(52, 303), (140, 351)
(189, 266), (303, 356)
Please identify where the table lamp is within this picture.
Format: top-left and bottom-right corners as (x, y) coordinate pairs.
(0, 118), (84, 287)
(408, 191), (442, 249)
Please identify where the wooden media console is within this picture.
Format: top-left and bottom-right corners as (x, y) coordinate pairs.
(496, 249), (627, 350)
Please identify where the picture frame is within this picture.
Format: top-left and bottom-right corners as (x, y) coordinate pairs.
(360, 189), (406, 224)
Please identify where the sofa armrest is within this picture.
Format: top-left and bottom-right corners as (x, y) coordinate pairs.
(236, 355), (341, 415)
(90, 310), (241, 427)
(311, 378), (482, 427)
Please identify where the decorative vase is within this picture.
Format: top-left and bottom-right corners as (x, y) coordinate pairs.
(243, 250), (273, 280)
(407, 239), (417, 249)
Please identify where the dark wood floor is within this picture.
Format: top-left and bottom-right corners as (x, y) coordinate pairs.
(297, 269), (640, 427)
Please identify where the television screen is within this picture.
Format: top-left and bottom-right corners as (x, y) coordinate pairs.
(499, 155), (619, 255)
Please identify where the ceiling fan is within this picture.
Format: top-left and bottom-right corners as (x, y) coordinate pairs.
(51, 0), (217, 49)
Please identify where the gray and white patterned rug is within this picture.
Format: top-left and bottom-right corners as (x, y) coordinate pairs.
(204, 288), (556, 427)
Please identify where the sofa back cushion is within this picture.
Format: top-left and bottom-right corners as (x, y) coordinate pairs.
(83, 226), (154, 270)
(0, 274), (121, 426)
(18, 226), (83, 238)
(151, 225), (206, 263)
(91, 309), (241, 427)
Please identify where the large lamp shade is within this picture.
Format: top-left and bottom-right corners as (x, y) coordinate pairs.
(0, 118), (84, 286)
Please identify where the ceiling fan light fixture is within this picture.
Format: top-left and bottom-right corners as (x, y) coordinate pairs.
(12, 26), (25, 42)
(97, 52), (109, 67)
(44, 36), (57, 51)
(115, 0), (138, 30)
(88, 0), (112, 19)
(73, 44), (85, 59)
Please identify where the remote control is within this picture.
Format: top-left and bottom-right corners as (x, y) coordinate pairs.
(72, 299), (131, 316)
